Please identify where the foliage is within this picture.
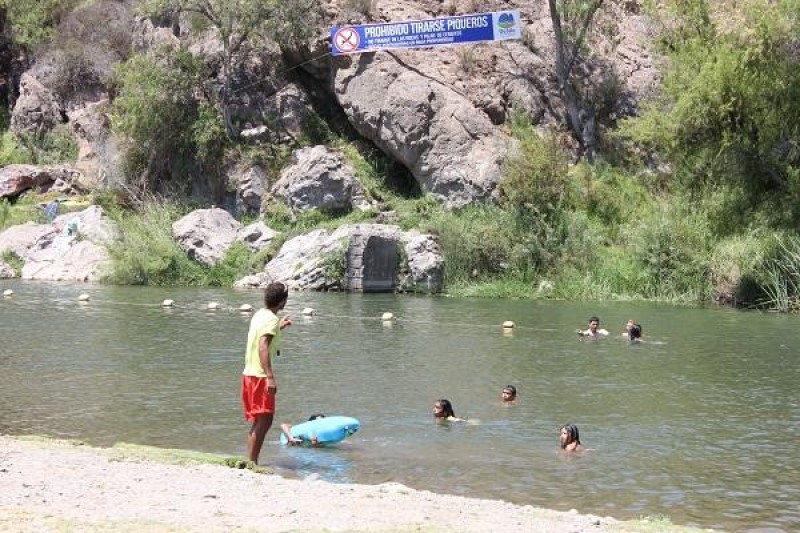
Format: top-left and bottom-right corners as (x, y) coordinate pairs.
(622, 0), (800, 224)
(756, 235), (800, 312)
(106, 200), (254, 286)
(625, 199), (713, 300)
(111, 49), (228, 197)
(0, 250), (24, 274)
(0, 0), (80, 49)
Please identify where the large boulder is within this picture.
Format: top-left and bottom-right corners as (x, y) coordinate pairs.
(230, 165), (267, 216)
(333, 53), (509, 208)
(400, 233), (445, 294)
(272, 145), (368, 212)
(20, 205), (118, 282)
(172, 208), (242, 265)
(0, 165), (79, 199)
(21, 239), (111, 282)
(10, 73), (63, 134)
(235, 223), (445, 293)
(0, 261), (16, 278)
(237, 221), (279, 253)
(0, 222), (52, 258)
(67, 100), (118, 190)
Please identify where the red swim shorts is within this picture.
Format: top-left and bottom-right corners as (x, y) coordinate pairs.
(241, 375), (275, 421)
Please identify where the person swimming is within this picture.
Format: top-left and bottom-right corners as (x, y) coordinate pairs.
(559, 423), (586, 452)
(502, 385), (517, 403)
(433, 399), (464, 422)
(280, 413), (326, 446)
(628, 323), (643, 343)
(576, 316), (609, 338)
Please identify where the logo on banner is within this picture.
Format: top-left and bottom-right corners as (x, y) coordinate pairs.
(495, 11), (519, 38)
(334, 27), (360, 54)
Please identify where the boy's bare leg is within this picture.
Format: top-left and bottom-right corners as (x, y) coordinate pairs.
(247, 413), (274, 463)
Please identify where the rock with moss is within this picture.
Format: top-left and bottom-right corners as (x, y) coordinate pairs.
(236, 223), (444, 293)
(0, 165), (81, 200)
(236, 221), (279, 252)
(10, 73), (63, 135)
(172, 207), (242, 265)
(230, 166), (267, 216)
(271, 146), (369, 213)
(0, 261), (17, 278)
(0, 222), (52, 258)
(20, 205), (119, 282)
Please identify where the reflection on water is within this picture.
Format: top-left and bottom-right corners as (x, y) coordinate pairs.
(2, 279), (800, 531)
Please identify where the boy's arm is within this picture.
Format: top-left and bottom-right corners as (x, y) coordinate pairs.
(259, 334), (276, 393)
(280, 423), (302, 445)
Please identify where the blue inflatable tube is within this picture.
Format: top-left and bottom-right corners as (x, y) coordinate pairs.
(280, 416), (360, 445)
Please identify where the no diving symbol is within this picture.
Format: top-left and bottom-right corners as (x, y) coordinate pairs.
(334, 27), (360, 54)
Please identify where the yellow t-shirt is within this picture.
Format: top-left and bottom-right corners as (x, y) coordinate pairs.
(242, 308), (280, 377)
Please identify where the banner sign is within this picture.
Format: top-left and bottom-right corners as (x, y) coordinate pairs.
(331, 10), (522, 56)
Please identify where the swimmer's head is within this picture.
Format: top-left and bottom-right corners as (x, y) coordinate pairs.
(308, 413), (326, 421)
(502, 385), (517, 402)
(433, 399), (455, 418)
(629, 324), (642, 340)
(559, 423), (581, 449)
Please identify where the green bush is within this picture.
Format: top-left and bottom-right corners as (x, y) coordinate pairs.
(107, 201), (255, 286)
(625, 200), (713, 300)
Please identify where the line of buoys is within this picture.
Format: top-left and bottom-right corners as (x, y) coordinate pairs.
(161, 299), (174, 307)
(3, 289), (13, 297)
(502, 320), (515, 329)
(382, 312), (394, 321)
(207, 301), (220, 310)
(78, 293), (90, 302)
(302, 307), (315, 316)
(239, 304), (254, 313)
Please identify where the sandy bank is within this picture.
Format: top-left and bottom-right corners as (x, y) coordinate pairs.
(0, 435), (708, 532)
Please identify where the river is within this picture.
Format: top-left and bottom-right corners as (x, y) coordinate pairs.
(1, 280), (798, 531)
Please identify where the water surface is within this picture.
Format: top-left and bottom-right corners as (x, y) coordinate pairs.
(1, 280), (799, 531)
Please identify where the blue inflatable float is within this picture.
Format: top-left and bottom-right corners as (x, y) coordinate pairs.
(280, 416), (360, 446)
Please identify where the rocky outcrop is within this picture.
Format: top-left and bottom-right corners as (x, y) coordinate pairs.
(10, 73), (63, 134)
(230, 166), (267, 216)
(0, 165), (81, 199)
(235, 223), (444, 293)
(0, 261), (16, 278)
(400, 233), (445, 293)
(271, 145), (368, 212)
(0, 222), (52, 258)
(333, 53), (508, 208)
(20, 205), (118, 282)
(67, 100), (118, 189)
(172, 208), (242, 265)
(237, 221), (279, 252)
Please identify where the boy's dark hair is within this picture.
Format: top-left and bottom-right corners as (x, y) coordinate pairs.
(630, 324), (642, 339)
(308, 413), (326, 421)
(264, 282), (289, 308)
(504, 385), (516, 395)
(589, 316), (600, 323)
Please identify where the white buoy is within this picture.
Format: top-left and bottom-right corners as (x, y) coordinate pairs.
(502, 321), (515, 329)
(3, 289), (13, 297)
(207, 301), (220, 310)
(161, 299), (174, 307)
(302, 307), (315, 316)
(78, 293), (90, 302)
(382, 312), (394, 321)
(239, 304), (254, 313)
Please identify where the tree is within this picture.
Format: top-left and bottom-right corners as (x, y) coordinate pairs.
(547, 0), (606, 163)
(143, 0), (318, 138)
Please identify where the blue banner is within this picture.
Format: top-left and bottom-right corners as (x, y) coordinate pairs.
(331, 10), (522, 56)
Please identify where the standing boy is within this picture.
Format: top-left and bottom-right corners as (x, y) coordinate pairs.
(241, 282), (292, 464)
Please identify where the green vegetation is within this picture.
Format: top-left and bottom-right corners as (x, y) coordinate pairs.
(2, 0), (799, 313)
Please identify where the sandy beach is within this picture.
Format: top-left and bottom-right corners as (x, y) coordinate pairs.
(0, 435), (710, 533)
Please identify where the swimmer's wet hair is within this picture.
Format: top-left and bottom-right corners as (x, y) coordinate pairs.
(308, 413), (326, 421)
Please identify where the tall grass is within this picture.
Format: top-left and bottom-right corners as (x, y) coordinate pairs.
(759, 236), (800, 312)
(106, 200), (256, 286)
